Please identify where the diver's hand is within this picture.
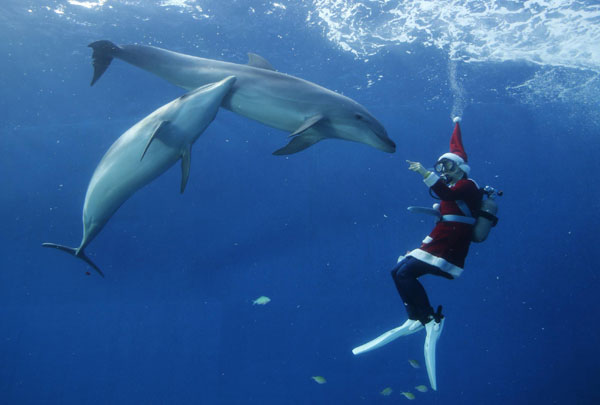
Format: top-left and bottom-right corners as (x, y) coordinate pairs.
(406, 160), (432, 178)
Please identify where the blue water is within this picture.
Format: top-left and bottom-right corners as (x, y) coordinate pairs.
(1, 1), (599, 404)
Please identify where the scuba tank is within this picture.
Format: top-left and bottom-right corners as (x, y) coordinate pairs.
(471, 186), (501, 243)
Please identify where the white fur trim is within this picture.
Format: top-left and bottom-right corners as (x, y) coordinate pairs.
(407, 249), (463, 278)
(437, 153), (470, 175)
(438, 152), (464, 164)
(424, 173), (439, 187)
(422, 236), (433, 244)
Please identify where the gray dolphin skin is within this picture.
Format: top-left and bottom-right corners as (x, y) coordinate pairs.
(88, 40), (395, 155)
(42, 76), (237, 276)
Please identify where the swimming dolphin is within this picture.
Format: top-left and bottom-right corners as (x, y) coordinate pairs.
(42, 76), (237, 276)
(88, 40), (395, 155)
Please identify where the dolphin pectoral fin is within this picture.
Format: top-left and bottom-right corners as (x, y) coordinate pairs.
(273, 132), (325, 155)
(180, 146), (192, 194)
(247, 53), (275, 71)
(289, 114), (325, 138)
(141, 121), (170, 161)
(42, 242), (105, 277)
(88, 40), (121, 86)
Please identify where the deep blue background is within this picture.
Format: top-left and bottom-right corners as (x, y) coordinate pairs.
(1, 1), (599, 404)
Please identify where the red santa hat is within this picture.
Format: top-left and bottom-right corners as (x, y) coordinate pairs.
(438, 116), (470, 175)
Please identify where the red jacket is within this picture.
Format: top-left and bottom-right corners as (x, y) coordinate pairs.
(407, 173), (481, 278)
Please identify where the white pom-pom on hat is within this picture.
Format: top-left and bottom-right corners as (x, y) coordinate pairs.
(453, 116), (461, 123)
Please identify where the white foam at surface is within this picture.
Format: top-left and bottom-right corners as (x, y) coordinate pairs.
(308, 0), (600, 72)
(159, 0), (194, 7)
(67, 0), (107, 8)
(308, 0), (600, 116)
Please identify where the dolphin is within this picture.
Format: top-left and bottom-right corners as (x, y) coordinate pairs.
(88, 40), (395, 155)
(42, 76), (237, 276)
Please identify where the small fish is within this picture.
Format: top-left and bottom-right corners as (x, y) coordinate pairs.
(380, 387), (393, 396)
(311, 376), (327, 384)
(408, 359), (420, 368)
(401, 391), (415, 400)
(415, 385), (428, 392)
(253, 296), (271, 305)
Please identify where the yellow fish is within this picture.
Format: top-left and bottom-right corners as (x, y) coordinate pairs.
(408, 359), (420, 369)
(380, 387), (393, 396)
(401, 391), (415, 400)
(252, 296), (271, 305)
(415, 385), (428, 392)
(311, 376), (327, 384)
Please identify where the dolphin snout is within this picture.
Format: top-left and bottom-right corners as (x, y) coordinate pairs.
(379, 136), (396, 153)
(372, 127), (395, 153)
(187, 75), (237, 97)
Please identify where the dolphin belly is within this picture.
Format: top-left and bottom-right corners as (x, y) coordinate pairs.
(82, 117), (180, 245)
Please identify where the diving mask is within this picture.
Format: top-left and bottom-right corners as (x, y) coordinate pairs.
(434, 158), (457, 174)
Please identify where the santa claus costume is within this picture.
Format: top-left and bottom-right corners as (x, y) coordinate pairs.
(352, 118), (483, 392)
(392, 118), (481, 324)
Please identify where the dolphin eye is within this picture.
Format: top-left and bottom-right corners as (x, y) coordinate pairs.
(355, 114), (363, 120)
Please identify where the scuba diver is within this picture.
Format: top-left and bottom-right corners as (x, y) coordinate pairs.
(352, 117), (498, 391)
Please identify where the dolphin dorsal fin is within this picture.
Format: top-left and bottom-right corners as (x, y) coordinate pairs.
(247, 53), (275, 71)
(289, 114), (325, 137)
(141, 121), (170, 161)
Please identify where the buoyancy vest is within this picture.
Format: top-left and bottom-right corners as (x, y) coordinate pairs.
(409, 185), (500, 243)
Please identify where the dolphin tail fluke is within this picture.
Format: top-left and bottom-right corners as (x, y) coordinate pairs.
(42, 242), (105, 278)
(88, 40), (121, 86)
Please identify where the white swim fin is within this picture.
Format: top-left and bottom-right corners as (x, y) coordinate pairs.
(352, 319), (423, 355)
(424, 317), (444, 391)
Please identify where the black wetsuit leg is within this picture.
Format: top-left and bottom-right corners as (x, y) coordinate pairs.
(390, 256), (452, 324)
